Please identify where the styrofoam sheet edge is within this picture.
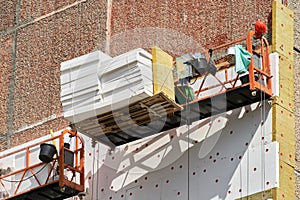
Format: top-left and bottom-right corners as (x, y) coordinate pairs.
(64, 90), (153, 123)
(270, 52), (280, 97)
(99, 49), (152, 76)
(61, 50), (112, 71)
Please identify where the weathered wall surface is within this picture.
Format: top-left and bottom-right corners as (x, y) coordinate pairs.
(0, 0), (107, 151)
(109, 0), (272, 56)
(0, 34), (12, 148)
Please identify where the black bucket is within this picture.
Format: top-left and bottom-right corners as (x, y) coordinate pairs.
(64, 143), (70, 149)
(39, 143), (57, 163)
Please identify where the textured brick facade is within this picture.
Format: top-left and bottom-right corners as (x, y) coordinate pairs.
(110, 0), (272, 56)
(0, 1), (16, 32)
(1, 0), (299, 198)
(0, 0), (107, 151)
(0, 35), (12, 135)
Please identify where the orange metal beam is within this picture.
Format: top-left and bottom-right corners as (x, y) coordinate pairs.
(0, 129), (85, 199)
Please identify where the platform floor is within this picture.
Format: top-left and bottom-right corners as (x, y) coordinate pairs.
(5, 181), (80, 200)
(76, 85), (271, 146)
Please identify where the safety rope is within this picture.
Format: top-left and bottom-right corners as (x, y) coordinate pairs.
(0, 164), (48, 183)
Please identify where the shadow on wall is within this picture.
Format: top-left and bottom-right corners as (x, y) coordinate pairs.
(83, 101), (273, 199)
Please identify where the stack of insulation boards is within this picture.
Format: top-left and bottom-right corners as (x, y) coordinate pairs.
(60, 48), (153, 124)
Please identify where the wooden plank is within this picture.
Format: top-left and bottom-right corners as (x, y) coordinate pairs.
(74, 92), (182, 136)
(152, 46), (175, 100)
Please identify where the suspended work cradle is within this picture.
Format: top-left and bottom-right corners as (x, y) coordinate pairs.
(62, 28), (273, 146)
(172, 29), (272, 125)
(0, 129), (84, 200)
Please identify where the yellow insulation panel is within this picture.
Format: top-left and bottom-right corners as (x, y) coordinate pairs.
(272, 105), (295, 140)
(272, 104), (295, 166)
(272, 160), (295, 200)
(278, 55), (294, 80)
(272, 96), (294, 114)
(275, 76), (295, 112)
(237, 190), (272, 200)
(271, 1), (295, 200)
(279, 72), (294, 87)
(278, 77), (294, 96)
(278, 141), (295, 166)
(272, 56), (294, 112)
(152, 46), (175, 100)
(272, 1), (294, 60)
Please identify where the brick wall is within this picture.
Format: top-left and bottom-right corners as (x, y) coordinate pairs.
(109, 0), (272, 56)
(0, 35), (12, 135)
(0, 0), (107, 151)
(0, 1), (16, 32)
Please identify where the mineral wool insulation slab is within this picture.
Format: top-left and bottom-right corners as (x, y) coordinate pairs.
(61, 48), (153, 124)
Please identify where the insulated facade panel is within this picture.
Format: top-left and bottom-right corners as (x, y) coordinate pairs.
(60, 51), (112, 122)
(152, 46), (175, 101)
(273, 160), (295, 200)
(272, 1), (294, 61)
(272, 105), (295, 166)
(271, 2), (295, 200)
(272, 55), (295, 112)
(237, 190), (272, 200)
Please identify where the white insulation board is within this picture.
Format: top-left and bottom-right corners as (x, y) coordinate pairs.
(60, 48), (153, 124)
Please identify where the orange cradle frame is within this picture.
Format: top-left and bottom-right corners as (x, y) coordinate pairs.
(0, 129), (84, 200)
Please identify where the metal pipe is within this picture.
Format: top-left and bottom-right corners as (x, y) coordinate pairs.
(294, 46), (300, 53)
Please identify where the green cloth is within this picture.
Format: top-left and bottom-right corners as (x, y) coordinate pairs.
(184, 86), (194, 100)
(234, 45), (251, 74)
(175, 86), (194, 104)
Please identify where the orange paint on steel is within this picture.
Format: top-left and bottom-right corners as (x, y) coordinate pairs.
(195, 73), (208, 97)
(45, 159), (57, 184)
(75, 134), (79, 169)
(1, 129), (85, 199)
(194, 78), (240, 95)
(225, 68), (229, 84)
(246, 30), (256, 92)
(0, 135), (61, 160)
(210, 37), (247, 52)
(29, 168), (42, 186)
(58, 132), (65, 188)
(246, 30), (272, 96)
(14, 170), (27, 194)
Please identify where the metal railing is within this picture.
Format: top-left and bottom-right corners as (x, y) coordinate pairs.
(188, 30), (272, 102)
(0, 129), (84, 199)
